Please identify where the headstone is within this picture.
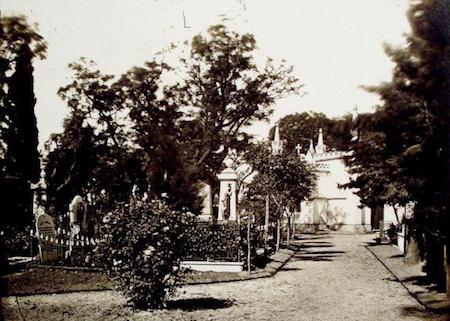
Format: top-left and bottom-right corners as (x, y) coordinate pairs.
(36, 213), (58, 263)
(217, 167), (238, 221)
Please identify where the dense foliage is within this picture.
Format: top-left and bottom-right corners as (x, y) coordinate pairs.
(96, 197), (194, 309)
(0, 15), (46, 227)
(45, 59), (200, 215)
(44, 24), (300, 218)
(345, 0), (450, 287)
(242, 142), (315, 222)
(175, 24), (301, 185)
(183, 221), (270, 268)
(268, 112), (352, 153)
(184, 222), (241, 261)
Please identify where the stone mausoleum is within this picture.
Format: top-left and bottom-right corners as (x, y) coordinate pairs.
(271, 122), (399, 233)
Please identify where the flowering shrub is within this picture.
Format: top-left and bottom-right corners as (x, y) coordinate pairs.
(96, 198), (194, 309)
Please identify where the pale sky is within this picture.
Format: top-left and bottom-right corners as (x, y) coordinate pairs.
(1, 0), (411, 146)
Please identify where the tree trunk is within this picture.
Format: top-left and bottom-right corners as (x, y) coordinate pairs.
(292, 212), (296, 242)
(393, 205), (400, 225)
(444, 244), (450, 299)
(405, 237), (420, 265)
(247, 218), (251, 274)
(276, 217), (281, 251)
(286, 215), (290, 245)
(264, 195), (269, 252)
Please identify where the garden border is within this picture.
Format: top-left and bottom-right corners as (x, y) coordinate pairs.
(185, 248), (295, 285)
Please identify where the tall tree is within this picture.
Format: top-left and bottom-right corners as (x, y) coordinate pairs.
(0, 16), (46, 181)
(115, 61), (201, 211)
(46, 59), (201, 214)
(45, 60), (133, 214)
(0, 16), (46, 226)
(176, 24), (301, 184)
(46, 24), (301, 215)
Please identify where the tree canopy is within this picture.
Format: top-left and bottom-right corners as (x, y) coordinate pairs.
(176, 24), (301, 183)
(242, 142), (315, 224)
(0, 15), (46, 181)
(268, 111), (354, 154)
(44, 24), (301, 215)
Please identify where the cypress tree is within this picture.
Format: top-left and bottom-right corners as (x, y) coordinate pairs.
(0, 16), (46, 227)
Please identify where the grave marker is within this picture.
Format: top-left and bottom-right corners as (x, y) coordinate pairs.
(36, 213), (58, 263)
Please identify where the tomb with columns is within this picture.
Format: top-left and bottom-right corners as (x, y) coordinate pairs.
(198, 162), (239, 223)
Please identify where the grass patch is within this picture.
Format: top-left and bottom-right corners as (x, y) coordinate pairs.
(0, 267), (113, 296)
(0, 267), (249, 296)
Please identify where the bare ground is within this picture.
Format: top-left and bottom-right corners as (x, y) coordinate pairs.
(2, 233), (449, 321)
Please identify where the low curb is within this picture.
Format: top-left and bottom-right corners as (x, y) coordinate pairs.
(365, 242), (450, 313)
(185, 248), (296, 286)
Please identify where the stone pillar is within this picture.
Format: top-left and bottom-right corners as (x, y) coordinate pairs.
(217, 167), (238, 221)
(30, 169), (47, 218)
(198, 182), (213, 222)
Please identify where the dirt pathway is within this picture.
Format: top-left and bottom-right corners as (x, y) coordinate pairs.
(2, 233), (447, 321)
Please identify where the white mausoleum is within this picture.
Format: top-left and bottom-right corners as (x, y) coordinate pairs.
(272, 123), (399, 233)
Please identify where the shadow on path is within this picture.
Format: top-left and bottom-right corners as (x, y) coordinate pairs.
(167, 297), (234, 311)
(290, 235), (345, 262)
(300, 243), (335, 249)
(401, 275), (442, 292)
(363, 240), (381, 247)
(296, 234), (332, 241)
(291, 251), (345, 262)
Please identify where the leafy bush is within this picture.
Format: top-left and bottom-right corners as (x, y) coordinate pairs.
(96, 197), (194, 309)
(184, 221), (270, 269)
(184, 222), (242, 261)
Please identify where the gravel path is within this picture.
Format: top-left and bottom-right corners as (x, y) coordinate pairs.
(2, 233), (447, 321)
